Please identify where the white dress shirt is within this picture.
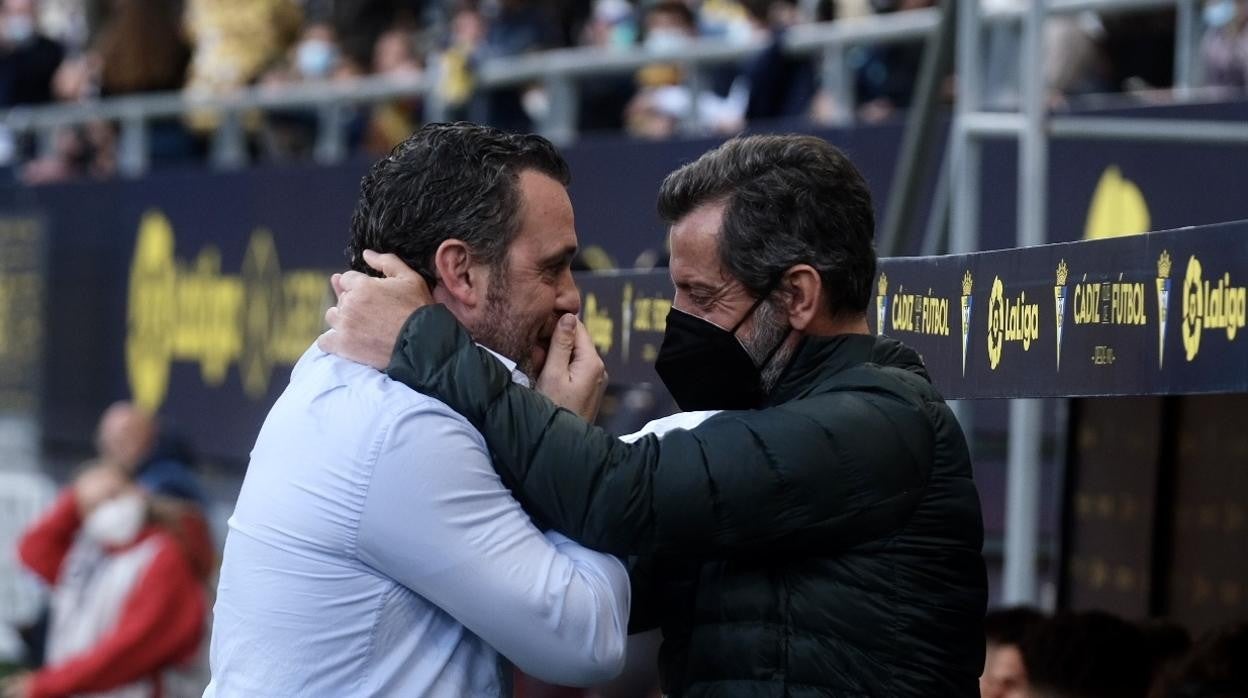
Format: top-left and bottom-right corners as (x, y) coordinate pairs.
(205, 345), (629, 697)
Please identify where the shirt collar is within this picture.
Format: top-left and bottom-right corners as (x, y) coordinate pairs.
(478, 344), (531, 388)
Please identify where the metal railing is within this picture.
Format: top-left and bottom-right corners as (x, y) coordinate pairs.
(0, 0), (1217, 178)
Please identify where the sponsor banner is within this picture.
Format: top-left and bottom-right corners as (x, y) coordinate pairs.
(583, 222), (1248, 399)
(0, 216), (45, 416)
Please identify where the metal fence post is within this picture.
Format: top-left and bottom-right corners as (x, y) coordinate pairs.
(314, 102), (348, 165)
(820, 47), (854, 126)
(541, 75), (580, 147)
(118, 113), (149, 177)
(681, 62), (707, 136)
(1003, 0), (1050, 608)
(1173, 0), (1201, 96)
(211, 109), (247, 170)
(951, 0), (982, 256)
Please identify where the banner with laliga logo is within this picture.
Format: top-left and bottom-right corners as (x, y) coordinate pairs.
(583, 221), (1248, 398)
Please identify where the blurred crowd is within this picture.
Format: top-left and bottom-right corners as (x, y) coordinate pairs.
(981, 607), (1248, 698)
(1, 0), (1248, 180)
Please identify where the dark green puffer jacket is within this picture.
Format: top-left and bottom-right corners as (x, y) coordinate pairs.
(387, 305), (988, 697)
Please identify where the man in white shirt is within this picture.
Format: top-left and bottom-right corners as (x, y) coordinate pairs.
(205, 123), (630, 697)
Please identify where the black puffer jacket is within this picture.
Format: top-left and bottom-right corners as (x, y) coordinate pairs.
(388, 305), (988, 696)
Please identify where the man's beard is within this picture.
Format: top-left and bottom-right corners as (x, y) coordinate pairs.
(741, 298), (794, 394)
(473, 267), (540, 381)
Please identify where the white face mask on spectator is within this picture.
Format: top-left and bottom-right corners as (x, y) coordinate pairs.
(3, 15), (35, 45)
(297, 39), (337, 79)
(1204, 0), (1237, 29)
(83, 492), (147, 547)
(645, 28), (689, 54)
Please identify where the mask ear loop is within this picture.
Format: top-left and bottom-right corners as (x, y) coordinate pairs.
(729, 276), (785, 334)
(731, 275), (792, 369)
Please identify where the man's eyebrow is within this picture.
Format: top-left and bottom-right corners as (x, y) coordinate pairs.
(543, 244), (578, 265)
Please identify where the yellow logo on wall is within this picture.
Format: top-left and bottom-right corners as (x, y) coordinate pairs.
(583, 292), (614, 356)
(987, 276), (1040, 370)
(126, 211), (331, 412)
(1084, 166), (1151, 240)
(889, 284), (951, 337)
(1180, 255), (1246, 362)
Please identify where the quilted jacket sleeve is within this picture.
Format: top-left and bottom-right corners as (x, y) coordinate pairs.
(387, 305), (932, 557)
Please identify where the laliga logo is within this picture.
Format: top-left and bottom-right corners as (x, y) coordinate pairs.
(126, 210), (331, 412)
(986, 276), (1040, 370)
(1181, 255), (1247, 362)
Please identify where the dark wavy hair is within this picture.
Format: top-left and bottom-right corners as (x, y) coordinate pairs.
(657, 134), (876, 317)
(346, 122), (570, 286)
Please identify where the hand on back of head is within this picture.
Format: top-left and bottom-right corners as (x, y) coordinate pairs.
(320, 250), (434, 370)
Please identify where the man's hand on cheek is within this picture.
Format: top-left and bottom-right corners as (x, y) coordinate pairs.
(536, 313), (608, 422)
(319, 250), (433, 371)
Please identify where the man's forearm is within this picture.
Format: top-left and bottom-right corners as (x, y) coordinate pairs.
(386, 305), (928, 558)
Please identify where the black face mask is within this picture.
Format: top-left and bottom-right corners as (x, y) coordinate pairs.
(654, 295), (790, 412)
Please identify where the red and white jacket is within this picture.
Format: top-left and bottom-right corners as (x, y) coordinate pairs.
(18, 491), (211, 698)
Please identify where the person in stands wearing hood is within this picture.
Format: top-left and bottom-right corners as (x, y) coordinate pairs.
(321, 133), (989, 696)
(3, 462), (211, 698)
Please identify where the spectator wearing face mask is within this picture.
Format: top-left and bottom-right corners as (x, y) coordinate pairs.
(626, 1), (745, 139)
(0, 0), (62, 107)
(259, 21), (364, 161)
(4, 463), (211, 698)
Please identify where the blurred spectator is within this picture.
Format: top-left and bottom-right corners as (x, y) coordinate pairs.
(1100, 9), (1175, 93)
(625, 1), (745, 139)
(576, 0), (637, 133)
(477, 0), (559, 131)
(1201, 0), (1248, 89)
(438, 3), (486, 121)
(19, 0), (196, 183)
(981, 607), (1043, 698)
(93, 0), (188, 96)
(851, 0), (933, 123)
(740, 0), (817, 122)
(95, 401), (207, 507)
(260, 21), (363, 86)
(1021, 610), (1154, 698)
(363, 24), (426, 154)
(1150, 622), (1248, 698)
(330, 0), (417, 73)
(259, 21), (366, 160)
(18, 120), (113, 183)
(0, 463), (210, 698)
(582, 0), (637, 50)
(183, 0), (303, 132)
(0, 0), (64, 107)
(698, 0), (754, 44)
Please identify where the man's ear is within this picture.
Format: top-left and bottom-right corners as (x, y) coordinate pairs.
(433, 239), (487, 309)
(779, 264), (823, 331)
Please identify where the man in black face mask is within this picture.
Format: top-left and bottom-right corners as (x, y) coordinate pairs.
(320, 134), (988, 697)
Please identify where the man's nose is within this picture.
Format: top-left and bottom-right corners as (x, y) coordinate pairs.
(556, 268), (581, 316)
